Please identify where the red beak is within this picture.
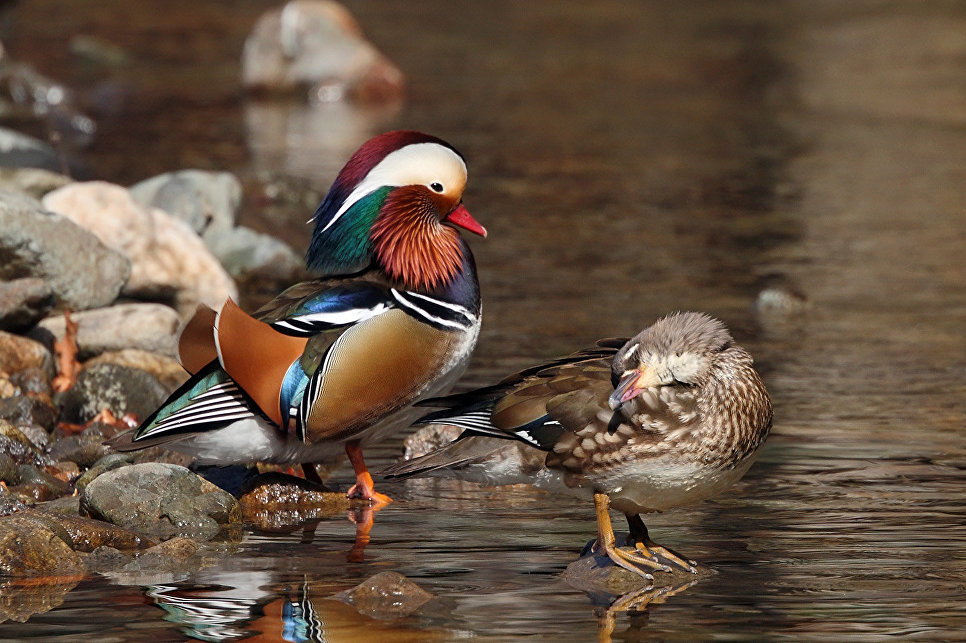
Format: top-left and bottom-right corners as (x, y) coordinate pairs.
(445, 203), (487, 238)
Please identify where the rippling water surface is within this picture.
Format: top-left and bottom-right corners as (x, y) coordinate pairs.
(2, 1), (965, 640)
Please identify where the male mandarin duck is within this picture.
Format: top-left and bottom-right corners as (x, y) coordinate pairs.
(111, 131), (486, 504)
(384, 312), (772, 580)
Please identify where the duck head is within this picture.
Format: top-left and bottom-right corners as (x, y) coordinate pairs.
(306, 130), (486, 291)
(608, 312), (733, 409)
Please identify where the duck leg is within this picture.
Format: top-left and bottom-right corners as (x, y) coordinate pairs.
(344, 440), (393, 505)
(593, 493), (673, 580)
(625, 514), (698, 574)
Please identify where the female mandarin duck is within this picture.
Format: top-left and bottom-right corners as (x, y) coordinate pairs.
(113, 131), (486, 504)
(385, 312), (772, 580)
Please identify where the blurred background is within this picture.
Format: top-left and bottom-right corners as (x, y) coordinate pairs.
(0, 1), (964, 640)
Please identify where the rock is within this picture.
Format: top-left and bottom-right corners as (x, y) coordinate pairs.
(56, 363), (168, 425)
(9, 367), (52, 398)
(238, 471), (348, 530)
(30, 510), (155, 552)
(34, 302), (181, 360)
(81, 545), (133, 573)
(48, 432), (112, 469)
(83, 349), (188, 392)
(0, 167), (72, 200)
(42, 182), (237, 315)
(81, 463), (241, 541)
(204, 225), (303, 281)
(129, 169), (241, 238)
(242, 0), (404, 102)
(0, 453), (17, 485)
(145, 535), (199, 561)
(12, 464), (70, 501)
(0, 395), (57, 432)
(0, 512), (87, 576)
(38, 493), (80, 516)
(0, 485), (28, 516)
(74, 453), (133, 491)
(403, 423), (462, 460)
(333, 571), (434, 620)
(0, 373), (17, 398)
(0, 278), (55, 331)
(0, 189), (130, 311)
(16, 424), (49, 451)
(0, 127), (60, 170)
(0, 420), (50, 467)
(0, 330), (54, 376)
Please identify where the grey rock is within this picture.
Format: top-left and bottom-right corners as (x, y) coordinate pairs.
(15, 424), (49, 451)
(83, 349), (188, 393)
(0, 485), (28, 516)
(81, 463), (241, 541)
(333, 571), (434, 620)
(82, 545), (133, 573)
(0, 277), (55, 331)
(0, 395), (57, 432)
(205, 225), (303, 280)
(57, 363), (168, 424)
(15, 464), (71, 500)
(49, 432), (112, 468)
(38, 493), (80, 516)
(129, 169), (241, 237)
(35, 303), (180, 360)
(0, 453), (19, 485)
(0, 189), (130, 310)
(0, 512), (86, 576)
(0, 167), (72, 200)
(9, 367), (52, 397)
(0, 127), (59, 170)
(74, 453), (134, 491)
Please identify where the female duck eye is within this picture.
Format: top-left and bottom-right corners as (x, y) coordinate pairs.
(430, 182), (444, 193)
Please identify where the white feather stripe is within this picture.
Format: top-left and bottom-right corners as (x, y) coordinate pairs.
(153, 404), (252, 429)
(400, 291), (474, 319)
(390, 291), (471, 330)
(150, 410), (254, 434)
(274, 303), (392, 330)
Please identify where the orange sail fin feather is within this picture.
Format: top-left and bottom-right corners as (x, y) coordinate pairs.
(178, 304), (218, 375)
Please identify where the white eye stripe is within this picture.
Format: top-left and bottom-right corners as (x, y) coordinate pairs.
(319, 143), (467, 234)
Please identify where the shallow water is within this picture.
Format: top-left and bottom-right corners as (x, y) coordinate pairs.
(2, 0), (965, 640)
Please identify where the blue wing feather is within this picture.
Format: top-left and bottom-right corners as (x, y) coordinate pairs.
(270, 283), (396, 337)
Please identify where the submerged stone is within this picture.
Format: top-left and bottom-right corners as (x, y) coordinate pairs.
(0, 513), (86, 577)
(333, 571), (434, 620)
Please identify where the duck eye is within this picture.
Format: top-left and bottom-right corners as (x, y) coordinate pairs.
(429, 182), (444, 193)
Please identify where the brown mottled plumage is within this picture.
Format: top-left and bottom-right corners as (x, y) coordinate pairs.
(385, 312), (772, 581)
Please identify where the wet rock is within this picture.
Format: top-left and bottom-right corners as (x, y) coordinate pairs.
(47, 461), (80, 484)
(238, 471), (348, 529)
(16, 424), (49, 452)
(0, 395), (57, 432)
(0, 330), (54, 377)
(81, 463), (241, 541)
(48, 432), (112, 469)
(0, 486), (28, 516)
(144, 535), (199, 561)
(0, 453), (17, 484)
(42, 181), (237, 315)
(205, 225), (303, 282)
(0, 512), (86, 577)
(56, 363), (168, 425)
(81, 545), (133, 573)
(333, 571), (434, 620)
(0, 167), (72, 200)
(8, 367), (52, 398)
(84, 348), (188, 392)
(403, 423), (462, 460)
(129, 169), (241, 238)
(74, 453), (133, 491)
(242, 0), (405, 102)
(0, 126), (59, 170)
(12, 464), (70, 501)
(31, 510), (155, 552)
(0, 278), (54, 331)
(35, 302), (181, 360)
(37, 493), (79, 516)
(0, 420), (50, 467)
(0, 189), (131, 311)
